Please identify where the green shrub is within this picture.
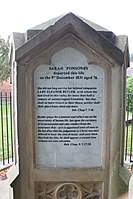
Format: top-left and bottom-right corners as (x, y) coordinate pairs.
(126, 76), (133, 112)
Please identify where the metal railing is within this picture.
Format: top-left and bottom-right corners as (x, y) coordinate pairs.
(0, 92), (13, 166)
(0, 91), (133, 166)
(125, 93), (133, 162)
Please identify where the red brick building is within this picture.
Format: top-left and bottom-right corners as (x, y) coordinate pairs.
(0, 80), (11, 96)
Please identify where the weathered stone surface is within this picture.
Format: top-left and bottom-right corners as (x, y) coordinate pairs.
(35, 181), (102, 199)
(9, 12), (130, 199)
(14, 13), (126, 66)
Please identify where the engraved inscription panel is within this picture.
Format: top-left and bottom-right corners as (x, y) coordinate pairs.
(34, 47), (104, 167)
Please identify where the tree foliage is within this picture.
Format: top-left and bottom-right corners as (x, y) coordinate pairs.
(0, 37), (10, 82)
(126, 76), (133, 111)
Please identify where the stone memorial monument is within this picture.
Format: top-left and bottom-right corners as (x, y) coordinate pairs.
(9, 13), (130, 199)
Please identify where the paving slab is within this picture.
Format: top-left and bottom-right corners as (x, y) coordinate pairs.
(0, 179), (9, 199)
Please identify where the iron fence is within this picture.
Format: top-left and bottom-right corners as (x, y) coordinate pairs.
(0, 91), (133, 166)
(0, 92), (13, 166)
(125, 93), (133, 162)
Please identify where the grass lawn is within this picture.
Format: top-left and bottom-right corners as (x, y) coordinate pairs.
(0, 103), (13, 162)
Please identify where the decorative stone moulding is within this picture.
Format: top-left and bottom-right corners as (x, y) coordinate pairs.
(36, 182), (102, 199)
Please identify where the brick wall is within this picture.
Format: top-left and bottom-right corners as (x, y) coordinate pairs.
(0, 80), (11, 96)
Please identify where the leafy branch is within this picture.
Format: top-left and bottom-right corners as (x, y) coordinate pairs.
(0, 37), (11, 82)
